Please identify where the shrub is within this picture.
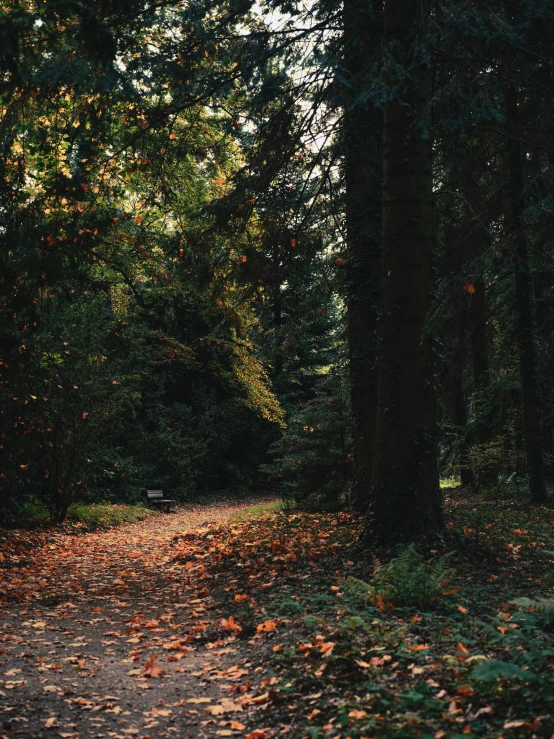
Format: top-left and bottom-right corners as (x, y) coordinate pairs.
(372, 544), (454, 609)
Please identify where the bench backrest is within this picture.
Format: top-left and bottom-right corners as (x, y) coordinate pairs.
(146, 489), (164, 500)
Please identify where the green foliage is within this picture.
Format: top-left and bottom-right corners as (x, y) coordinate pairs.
(261, 372), (351, 511)
(65, 503), (151, 530)
(10, 499), (150, 530)
(511, 596), (554, 626)
(372, 545), (454, 609)
(230, 500), (283, 522)
(471, 659), (533, 682)
(342, 575), (373, 604)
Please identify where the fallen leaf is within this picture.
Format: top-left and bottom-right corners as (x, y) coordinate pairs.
(205, 705), (225, 716)
(256, 620), (277, 633)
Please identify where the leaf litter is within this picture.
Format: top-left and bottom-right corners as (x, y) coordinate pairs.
(1, 492), (553, 738)
(0, 498), (283, 739)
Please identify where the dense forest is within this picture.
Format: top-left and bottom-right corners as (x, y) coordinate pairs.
(2, 3), (554, 738)
(3, 0), (554, 532)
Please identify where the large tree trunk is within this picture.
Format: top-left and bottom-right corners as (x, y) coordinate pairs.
(343, 0), (382, 511)
(505, 83), (546, 504)
(368, 0), (442, 540)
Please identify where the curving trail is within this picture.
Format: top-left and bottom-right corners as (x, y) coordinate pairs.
(0, 499), (278, 739)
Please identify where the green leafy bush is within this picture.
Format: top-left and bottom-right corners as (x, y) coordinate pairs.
(372, 544), (454, 609)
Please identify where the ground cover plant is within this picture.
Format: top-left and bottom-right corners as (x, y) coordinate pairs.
(168, 492), (554, 739)
(2, 501), (154, 531)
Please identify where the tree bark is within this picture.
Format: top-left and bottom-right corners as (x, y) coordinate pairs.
(368, 0), (442, 540)
(343, 0), (382, 511)
(505, 83), (546, 504)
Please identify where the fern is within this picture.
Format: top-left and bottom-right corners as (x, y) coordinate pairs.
(511, 596), (554, 625)
(471, 660), (534, 682)
(342, 576), (373, 603)
(372, 544), (454, 609)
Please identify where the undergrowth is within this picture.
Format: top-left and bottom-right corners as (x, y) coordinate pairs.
(3, 499), (153, 531)
(372, 543), (455, 609)
(171, 490), (554, 739)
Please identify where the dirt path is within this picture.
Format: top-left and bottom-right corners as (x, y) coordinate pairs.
(0, 499), (279, 739)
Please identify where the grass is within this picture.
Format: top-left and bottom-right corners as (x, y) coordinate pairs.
(230, 499), (283, 521)
(440, 476), (462, 488)
(6, 499), (153, 531)
(65, 502), (153, 530)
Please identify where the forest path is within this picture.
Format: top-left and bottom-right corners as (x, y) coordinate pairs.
(0, 498), (279, 739)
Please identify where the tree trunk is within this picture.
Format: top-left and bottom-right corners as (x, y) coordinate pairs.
(505, 83), (546, 504)
(343, 0), (382, 511)
(368, 0), (442, 541)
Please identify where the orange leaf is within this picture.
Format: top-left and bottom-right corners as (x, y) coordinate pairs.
(249, 691), (269, 705)
(144, 653), (164, 677)
(220, 616), (240, 632)
(320, 642), (335, 655)
(457, 684), (474, 697)
(256, 620), (277, 633)
(246, 731), (268, 739)
(144, 654), (157, 672)
(457, 642), (470, 654)
(463, 282), (476, 294)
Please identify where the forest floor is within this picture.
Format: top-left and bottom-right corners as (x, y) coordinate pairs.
(1, 492), (554, 739)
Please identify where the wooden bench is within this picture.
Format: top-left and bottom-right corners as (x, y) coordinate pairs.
(144, 489), (175, 513)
